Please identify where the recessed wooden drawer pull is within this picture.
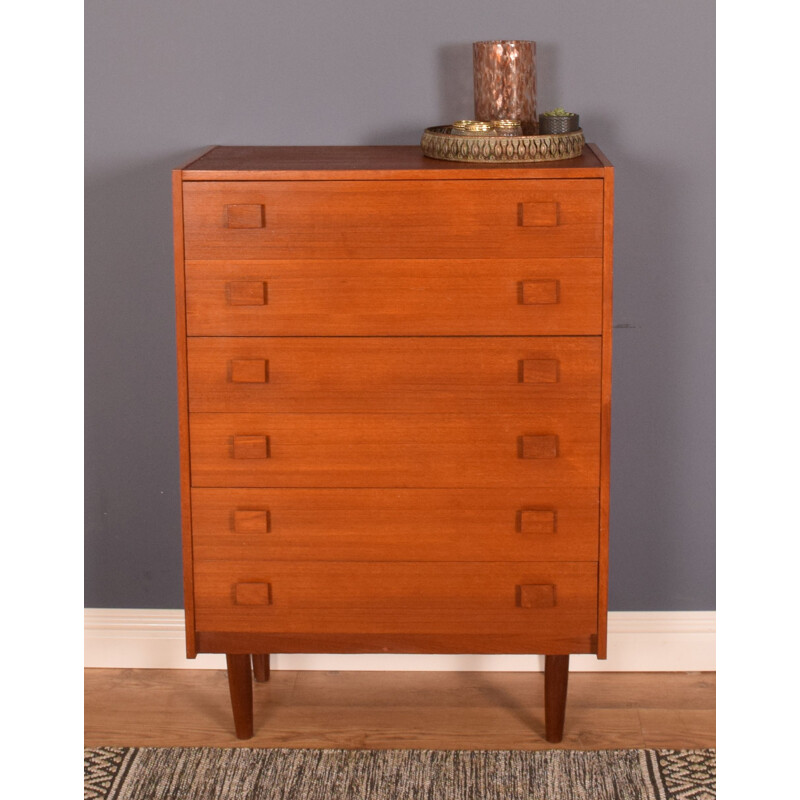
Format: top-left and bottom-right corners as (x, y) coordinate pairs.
(232, 435), (270, 459)
(519, 435), (559, 459)
(225, 204), (265, 229)
(519, 280), (560, 305)
(519, 202), (559, 227)
(517, 584), (556, 608)
(517, 509), (557, 534)
(226, 281), (267, 306)
(230, 359), (269, 383)
(234, 582), (272, 605)
(519, 359), (560, 384)
(233, 509), (270, 534)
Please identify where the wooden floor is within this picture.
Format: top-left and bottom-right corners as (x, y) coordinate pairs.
(85, 669), (714, 750)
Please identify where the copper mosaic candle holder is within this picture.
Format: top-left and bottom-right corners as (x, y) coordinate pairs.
(473, 40), (537, 134)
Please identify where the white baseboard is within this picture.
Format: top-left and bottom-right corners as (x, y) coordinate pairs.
(84, 609), (715, 672)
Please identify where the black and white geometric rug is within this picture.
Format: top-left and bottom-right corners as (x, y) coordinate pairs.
(85, 746), (715, 800)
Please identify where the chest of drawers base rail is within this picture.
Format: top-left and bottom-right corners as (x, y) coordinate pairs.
(173, 144), (614, 742)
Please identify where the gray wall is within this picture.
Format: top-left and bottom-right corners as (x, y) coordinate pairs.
(85, 0), (715, 611)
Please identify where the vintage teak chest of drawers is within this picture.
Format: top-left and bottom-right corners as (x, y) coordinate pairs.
(172, 145), (614, 741)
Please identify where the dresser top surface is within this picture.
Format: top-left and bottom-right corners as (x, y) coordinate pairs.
(177, 145), (610, 181)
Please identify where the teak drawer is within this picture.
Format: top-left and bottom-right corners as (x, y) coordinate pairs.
(184, 258), (602, 336)
(193, 560), (599, 653)
(187, 337), (601, 414)
(188, 411), (601, 488)
(182, 180), (603, 260)
(191, 487), (600, 562)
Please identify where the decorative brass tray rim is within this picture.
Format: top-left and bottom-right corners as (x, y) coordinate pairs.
(421, 125), (585, 163)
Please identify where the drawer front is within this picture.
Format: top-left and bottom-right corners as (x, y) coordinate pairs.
(188, 412), (600, 488)
(191, 487), (600, 562)
(182, 180), (603, 260)
(193, 560), (598, 651)
(187, 337), (601, 414)
(184, 259), (602, 336)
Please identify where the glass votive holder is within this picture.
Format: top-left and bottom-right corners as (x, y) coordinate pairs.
(473, 41), (537, 134)
(450, 120), (476, 135)
(490, 119), (523, 137)
(464, 121), (493, 135)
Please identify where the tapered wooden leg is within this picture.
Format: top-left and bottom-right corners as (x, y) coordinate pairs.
(225, 654), (253, 739)
(544, 654), (570, 743)
(252, 654), (270, 682)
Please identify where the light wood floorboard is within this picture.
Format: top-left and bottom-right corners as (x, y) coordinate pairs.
(85, 669), (715, 750)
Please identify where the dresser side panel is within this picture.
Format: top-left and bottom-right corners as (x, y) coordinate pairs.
(173, 169), (196, 658)
(597, 152), (614, 659)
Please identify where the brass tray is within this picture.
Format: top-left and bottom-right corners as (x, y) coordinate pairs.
(421, 125), (585, 163)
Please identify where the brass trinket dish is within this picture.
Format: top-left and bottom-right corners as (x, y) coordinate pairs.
(421, 124), (585, 163)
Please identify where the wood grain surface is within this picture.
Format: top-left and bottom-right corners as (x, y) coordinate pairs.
(595, 145), (615, 659)
(187, 337), (601, 414)
(188, 412), (600, 488)
(172, 169), (197, 657)
(84, 669), (715, 750)
(179, 144), (606, 180)
(184, 258), (603, 336)
(193, 561), (598, 650)
(182, 180), (603, 260)
(190, 486), (600, 563)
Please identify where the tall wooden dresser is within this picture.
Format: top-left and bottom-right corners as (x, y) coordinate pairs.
(172, 145), (614, 741)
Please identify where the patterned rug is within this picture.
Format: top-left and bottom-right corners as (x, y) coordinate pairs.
(85, 747), (715, 800)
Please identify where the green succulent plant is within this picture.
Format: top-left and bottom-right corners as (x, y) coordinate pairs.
(543, 107), (575, 116)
